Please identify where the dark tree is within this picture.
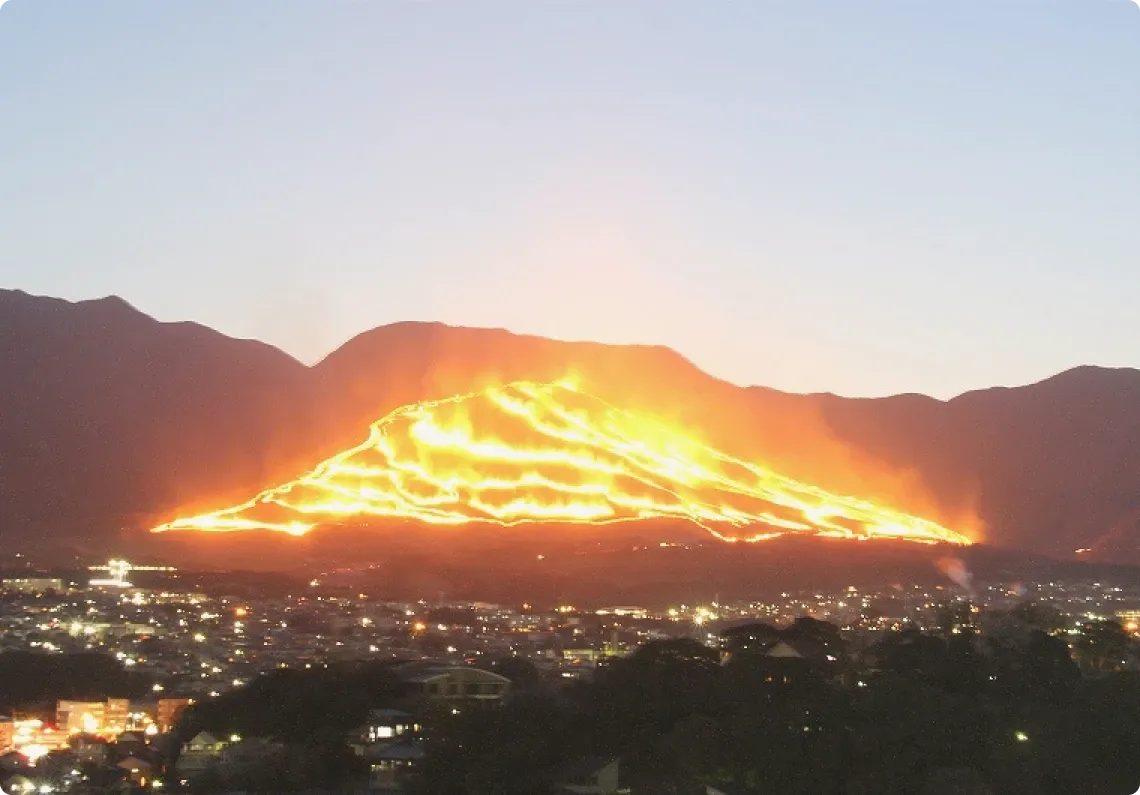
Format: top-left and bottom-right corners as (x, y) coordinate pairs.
(183, 661), (402, 743)
(721, 622), (783, 656)
(0, 651), (154, 711)
(479, 655), (542, 691)
(1009, 602), (1068, 634)
(1074, 620), (1133, 673)
(409, 696), (569, 795)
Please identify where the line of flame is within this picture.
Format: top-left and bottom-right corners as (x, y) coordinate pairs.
(151, 380), (970, 546)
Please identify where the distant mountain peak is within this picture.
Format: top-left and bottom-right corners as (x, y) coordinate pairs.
(82, 293), (140, 311)
(1, 289), (1139, 563)
(0, 289), (148, 321)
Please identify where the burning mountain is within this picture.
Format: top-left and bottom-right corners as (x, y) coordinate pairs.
(9, 291), (1140, 563)
(152, 380), (970, 546)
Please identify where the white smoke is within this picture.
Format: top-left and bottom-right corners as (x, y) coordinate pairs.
(936, 556), (975, 599)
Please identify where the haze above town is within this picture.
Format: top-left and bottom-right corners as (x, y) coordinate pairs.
(2, 0), (1139, 399)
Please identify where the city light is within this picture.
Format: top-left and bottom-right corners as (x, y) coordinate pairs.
(87, 559), (177, 589)
(0, 551), (1132, 794)
(19, 744), (51, 764)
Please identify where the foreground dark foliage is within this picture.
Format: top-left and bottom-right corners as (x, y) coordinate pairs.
(160, 617), (1140, 794)
(410, 624), (1140, 795)
(0, 651), (154, 711)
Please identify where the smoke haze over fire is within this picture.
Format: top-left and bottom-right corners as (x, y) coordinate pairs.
(152, 380), (971, 546)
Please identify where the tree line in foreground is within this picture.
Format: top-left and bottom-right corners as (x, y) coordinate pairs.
(168, 609), (1140, 795)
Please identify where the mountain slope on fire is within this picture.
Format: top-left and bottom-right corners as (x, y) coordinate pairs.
(152, 380), (969, 545)
(4, 289), (1140, 561)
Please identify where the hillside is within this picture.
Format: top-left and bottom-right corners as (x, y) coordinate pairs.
(0, 290), (318, 548)
(1, 289), (1138, 562)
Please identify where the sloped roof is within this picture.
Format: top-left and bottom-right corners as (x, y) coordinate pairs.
(766, 641), (804, 659)
(365, 741), (424, 762)
(558, 756), (617, 780)
(706, 783), (752, 795)
(117, 756), (154, 769)
(396, 662), (511, 684)
(186, 731), (220, 745)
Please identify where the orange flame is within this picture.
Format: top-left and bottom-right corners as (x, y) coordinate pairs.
(150, 380), (970, 546)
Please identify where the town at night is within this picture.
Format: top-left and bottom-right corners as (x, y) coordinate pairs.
(3, 555), (1140, 793)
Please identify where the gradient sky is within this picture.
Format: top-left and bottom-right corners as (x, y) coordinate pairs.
(1, 0), (1137, 399)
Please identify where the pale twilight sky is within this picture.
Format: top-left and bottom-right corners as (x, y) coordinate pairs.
(1, 0), (1137, 399)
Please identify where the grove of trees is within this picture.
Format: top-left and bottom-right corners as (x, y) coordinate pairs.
(168, 614), (1140, 794)
(409, 616), (1140, 795)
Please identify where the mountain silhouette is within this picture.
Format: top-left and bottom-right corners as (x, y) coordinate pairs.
(2, 289), (1138, 562)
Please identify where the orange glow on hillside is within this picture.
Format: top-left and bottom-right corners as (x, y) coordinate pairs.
(151, 380), (970, 546)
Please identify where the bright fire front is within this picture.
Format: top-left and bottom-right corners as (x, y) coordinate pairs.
(152, 380), (969, 546)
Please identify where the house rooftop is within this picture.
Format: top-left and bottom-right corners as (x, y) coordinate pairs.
(558, 756), (617, 780)
(365, 741), (424, 762)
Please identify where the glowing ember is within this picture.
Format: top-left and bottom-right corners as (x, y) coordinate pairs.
(151, 380), (969, 545)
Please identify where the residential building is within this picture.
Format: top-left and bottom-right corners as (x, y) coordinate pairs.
(706, 785), (750, 795)
(55, 699), (131, 736)
(0, 578), (65, 594)
(70, 735), (110, 764)
(393, 662), (511, 705)
(56, 701), (105, 735)
(362, 741), (423, 791)
(348, 709), (417, 756)
(156, 698), (193, 732)
(557, 758), (626, 794)
(117, 755), (157, 787)
(104, 699), (129, 734)
(176, 731), (229, 774)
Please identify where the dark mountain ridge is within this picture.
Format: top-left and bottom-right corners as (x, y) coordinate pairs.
(2, 288), (1139, 564)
